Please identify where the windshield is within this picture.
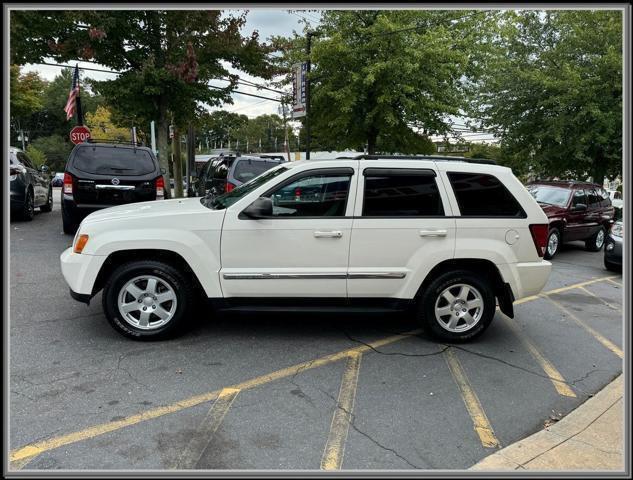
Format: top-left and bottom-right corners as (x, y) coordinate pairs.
(201, 165), (289, 210)
(527, 185), (571, 207)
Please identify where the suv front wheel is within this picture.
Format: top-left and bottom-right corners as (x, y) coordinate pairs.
(418, 271), (496, 342)
(102, 260), (194, 340)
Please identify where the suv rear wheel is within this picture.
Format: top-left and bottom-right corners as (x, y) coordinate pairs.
(418, 271), (496, 342)
(102, 260), (194, 340)
(21, 188), (35, 221)
(62, 205), (78, 234)
(585, 227), (606, 252)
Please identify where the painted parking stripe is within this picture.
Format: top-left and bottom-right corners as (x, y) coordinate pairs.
(606, 278), (622, 287)
(543, 295), (624, 359)
(514, 276), (617, 306)
(444, 348), (500, 449)
(579, 286), (621, 312)
(500, 316), (576, 398)
(173, 387), (240, 469)
(9, 330), (419, 463)
(321, 352), (362, 471)
(9, 457), (34, 470)
(9, 275), (618, 463)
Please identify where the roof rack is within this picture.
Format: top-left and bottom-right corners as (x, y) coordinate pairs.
(83, 138), (146, 147)
(351, 154), (497, 165)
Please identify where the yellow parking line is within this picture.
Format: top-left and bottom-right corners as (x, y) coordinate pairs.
(541, 276), (618, 296)
(579, 286), (621, 312)
(544, 295), (624, 359)
(607, 278), (622, 287)
(500, 316), (576, 397)
(9, 457), (34, 470)
(174, 387), (240, 469)
(444, 348), (500, 449)
(321, 352), (363, 471)
(8, 275), (618, 463)
(10, 330), (419, 463)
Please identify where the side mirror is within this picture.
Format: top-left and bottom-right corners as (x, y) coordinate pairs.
(572, 203), (587, 212)
(241, 197), (273, 219)
(40, 165), (49, 173)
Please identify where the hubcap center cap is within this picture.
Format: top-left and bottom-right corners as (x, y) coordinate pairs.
(143, 297), (154, 306)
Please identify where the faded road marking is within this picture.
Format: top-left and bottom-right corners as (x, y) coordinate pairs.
(10, 330), (419, 463)
(544, 295), (623, 359)
(9, 456), (34, 470)
(321, 352), (362, 470)
(579, 286), (621, 312)
(606, 278), (622, 287)
(500, 316), (576, 397)
(174, 387), (240, 469)
(444, 348), (500, 448)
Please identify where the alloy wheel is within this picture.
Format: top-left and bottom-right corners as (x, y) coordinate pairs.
(434, 283), (484, 333)
(117, 275), (178, 330)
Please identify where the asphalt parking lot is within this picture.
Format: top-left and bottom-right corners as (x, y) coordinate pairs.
(9, 188), (624, 470)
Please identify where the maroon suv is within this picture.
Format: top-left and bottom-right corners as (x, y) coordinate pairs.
(526, 181), (615, 259)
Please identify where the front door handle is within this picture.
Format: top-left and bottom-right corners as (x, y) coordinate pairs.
(314, 231), (343, 238)
(419, 229), (448, 237)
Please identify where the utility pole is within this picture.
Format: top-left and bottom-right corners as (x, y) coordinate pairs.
(305, 31), (313, 160)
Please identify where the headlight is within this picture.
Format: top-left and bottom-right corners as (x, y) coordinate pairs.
(610, 223), (624, 238)
(606, 242), (614, 251)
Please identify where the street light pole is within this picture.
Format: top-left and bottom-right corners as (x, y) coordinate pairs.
(306, 31), (313, 160)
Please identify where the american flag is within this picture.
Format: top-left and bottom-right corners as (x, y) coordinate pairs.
(64, 65), (80, 121)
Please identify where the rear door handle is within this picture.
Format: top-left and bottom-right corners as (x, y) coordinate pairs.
(419, 229), (448, 237)
(314, 231), (343, 238)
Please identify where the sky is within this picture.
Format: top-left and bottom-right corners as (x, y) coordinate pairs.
(21, 8), (495, 144)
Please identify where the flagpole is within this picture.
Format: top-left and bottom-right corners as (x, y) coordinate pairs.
(75, 64), (84, 126)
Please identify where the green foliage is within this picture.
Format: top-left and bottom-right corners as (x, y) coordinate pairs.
(10, 65), (46, 120)
(30, 134), (73, 172)
(25, 145), (46, 168)
(85, 106), (131, 142)
(469, 10), (622, 184)
(275, 10), (496, 154)
(463, 143), (503, 161)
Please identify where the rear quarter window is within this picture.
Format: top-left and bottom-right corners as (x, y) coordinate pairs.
(232, 159), (280, 183)
(448, 172), (526, 217)
(72, 147), (157, 176)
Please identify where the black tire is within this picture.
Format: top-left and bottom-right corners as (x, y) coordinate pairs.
(40, 187), (53, 212)
(102, 260), (195, 340)
(418, 270), (496, 342)
(21, 188), (35, 221)
(604, 256), (621, 273)
(543, 228), (560, 260)
(62, 206), (78, 235)
(585, 227), (606, 252)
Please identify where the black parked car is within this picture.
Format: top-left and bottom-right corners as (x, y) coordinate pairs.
(192, 154), (286, 198)
(10, 147), (53, 221)
(61, 142), (165, 234)
(604, 207), (623, 272)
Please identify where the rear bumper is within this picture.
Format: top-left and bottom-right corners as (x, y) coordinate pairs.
(498, 260), (552, 300)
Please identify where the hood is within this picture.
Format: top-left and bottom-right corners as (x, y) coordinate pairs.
(539, 203), (567, 218)
(81, 197), (213, 225)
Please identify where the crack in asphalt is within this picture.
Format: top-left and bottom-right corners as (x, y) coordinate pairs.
(342, 331), (449, 358)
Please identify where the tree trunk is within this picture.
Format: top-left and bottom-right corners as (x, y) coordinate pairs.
(367, 128), (378, 155)
(172, 126), (184, 198)
(157, 98), (172, 199)
(592, 150), (606, 187)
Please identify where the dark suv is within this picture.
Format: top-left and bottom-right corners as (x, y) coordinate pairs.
(10, 147), (52, 220)
(192, 154), (286, 198)
(61, 142), (164, 234)
(527, 181), (615, 259)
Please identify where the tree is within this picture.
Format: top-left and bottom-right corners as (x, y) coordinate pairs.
(469, 11), (622, 184)
(85, 106), (131, 142)
(274, 10), (495, 154)
(11, 10), (277, 197)
(25, 145), (46, 168)
(10, 65), (46, 146)
(30, 134), (73, 172)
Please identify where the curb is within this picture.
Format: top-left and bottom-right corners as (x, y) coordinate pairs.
(470, 374), (624, 471)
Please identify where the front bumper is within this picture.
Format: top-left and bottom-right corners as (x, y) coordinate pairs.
(60, 247), (107, 300)
(604, 234), (623, 265)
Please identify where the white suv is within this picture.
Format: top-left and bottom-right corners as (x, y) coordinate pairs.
(60, 155), (552, 342)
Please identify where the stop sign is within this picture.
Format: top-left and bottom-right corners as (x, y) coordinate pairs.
(70, 126), (91, 145)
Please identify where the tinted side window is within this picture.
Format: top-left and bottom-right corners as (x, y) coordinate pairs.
(267, 173), (351, 217)
(586, 189), (600, 208)
(448, 172), (525, 217)
(572, 189), (586, 207)
(598, 188), (611, 207)
(213, 160), (229, 180)
(362, 172), (444, 217)
(17, 152), (35, 169)
(233, 159), (278, 183)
